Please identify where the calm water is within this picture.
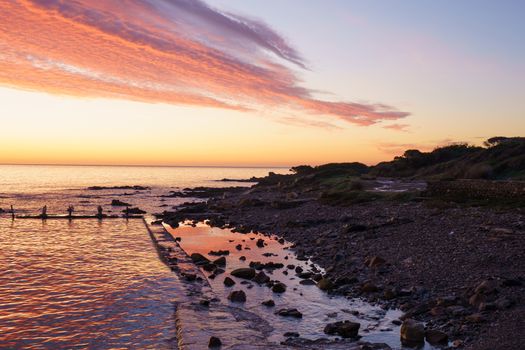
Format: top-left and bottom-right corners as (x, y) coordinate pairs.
(0, 165), (287, 216)
(0, 165), (286, 349)
(0, 219), (181, 349)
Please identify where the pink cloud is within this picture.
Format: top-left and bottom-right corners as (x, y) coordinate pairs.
(0, 0), (410, 127)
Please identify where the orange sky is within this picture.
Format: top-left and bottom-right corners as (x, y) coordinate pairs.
(0, 0), (523, 166)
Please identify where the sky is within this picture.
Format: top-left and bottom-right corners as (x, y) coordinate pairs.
(0, 0), (523, 167)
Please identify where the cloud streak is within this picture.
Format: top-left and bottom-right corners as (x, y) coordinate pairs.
(0, 0), (409, 126)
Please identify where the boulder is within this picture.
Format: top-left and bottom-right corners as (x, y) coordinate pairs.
(425, 330), (448, 345)
(262, 299), (275, 307)
(276, 308), (303, 318)
(223, 277), (235, 287)
(400, 319), (425, 344)
(324, 321), (360, 338)
(272, 282), (287, 293)
(231, 268), (256, 280)
(228, 290), (246, 303)
(317, 278), (334, 291)
(213, 256), (226, 266)
(208, 336), (222, 348)
(190, 253), (210, 265)
(253, 271), (270, 284)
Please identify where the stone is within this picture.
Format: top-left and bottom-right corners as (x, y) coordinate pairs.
(284, 332), (300, 337)
(465, 313), (485, 323)
(235, 244), (242, 250)
(228, 290), (246, 303)
(231, 268), (256, 280)
(400, 319), (424, 344)
(361, 282), (379, 293)
(209, 250), (229, 256)
(474, 279), (498, 295)
(256, 238), (265, 247)
(276, 308), (303, 318)
(223, 277), (235, 287)
(213, 256), (226, 266)
(262, 299), (275, 307)
(111, 199), (131, 206)
(367, 256), (386, 268)
(253, 271), (270, 284)
(299, 279), (316, 285)
(324, 320), (360, 338)
(208, 336), (222, 348)
(190, 253), (210, 265)
(317, 278), (334, 291)
(272, 282), (287, 293)
(239, 256), (246, 261)
(425, 330), (448, 344)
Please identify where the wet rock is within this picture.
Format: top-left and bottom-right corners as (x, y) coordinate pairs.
(297, 272), (312, 279)
(256, 238), (265, 247)
(228, 290), (246, 303)
(366, 256), (386, 268)
(253, 271), (270, 284)
(284, 332), (300, 338)
(295, 266), (304, 273)
(209, 250), (229, 256)
(208, 336), (222, 348)
(465, 313), (485, 323)
(425, 330), (448, 345)
(317, 278), (334, 291)
(287, 264), (295, 269)
(231, 268), (256, 280)
(474, 279), (498, 295)
(278, 238), (285, 244)
(183, 273), (197, 282)
(125, 207), (146, 214)
(111, 199), (131, 206)
(239, 256), (246, 261)
(361, 282), (379, 293)
(213, 256), (226, 266)
(312, 273), (323, 282)
(202, 263), (217, 272)
(324, 320), (360, 338)
(400, 319), (425, 344)
(276, 308), (303, 318)
(199, 299), (210, 307)
(235, 244), (242, 250)
(262, 299), (275, 307)
(272, 282), (287, 293)
(223, 277), (235, 287)
(300, 279), (316, 285)
(190, 253), (210, 265)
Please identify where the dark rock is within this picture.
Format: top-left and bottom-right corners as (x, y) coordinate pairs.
(213, 256), (226, 266)
(111, 199), (131, 206)
(324, 320), (360, 338)
(256, 238), (265, 247)
(400, 319), (425, 344)
(262, 299), (275, 307)
(253, 271), (270, 284)
(317, 278), (334, 291)
(231, 268), (256, 279)
(209, 250), (229, 256)
(125, 207), (146, 214)
(202, 263), (217, 272)
(272, 282), (287, 293)
(239, 255), (246, 261)
(228, 290), (246, 303)
(223, 277), (235, 287)
(425, 330), (448, 345)
(235, 244), (242, 251)
(284, 332), (300, 338)
(299, 279), (316, 285)
(190, 253), (210, 265)
(208, 336), (222, 348)
(361, 282), (379, 293)
(366, 256), (386, 268)
(276, 308), (303, 318)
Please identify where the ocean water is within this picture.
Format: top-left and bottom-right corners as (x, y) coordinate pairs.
(0, 165), (286, 349)
(0, 165), (286, 216)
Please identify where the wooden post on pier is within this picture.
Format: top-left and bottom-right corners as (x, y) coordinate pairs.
(97, 206), (103, 220)
(67, 206), (74, 219)
(41, 206), (48, 220)
(10, 205), (14, 220)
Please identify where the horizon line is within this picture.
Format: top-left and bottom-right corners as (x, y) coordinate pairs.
(0, 163), (292, 169)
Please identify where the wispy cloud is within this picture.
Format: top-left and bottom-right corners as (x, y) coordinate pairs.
(0, 0), (409, 126)
(382, 123), (410, 132)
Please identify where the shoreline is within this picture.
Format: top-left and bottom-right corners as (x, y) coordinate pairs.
(161, 180), (524, 349)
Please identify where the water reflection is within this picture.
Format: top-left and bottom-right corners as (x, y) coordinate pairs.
(0, 219), (181, 349)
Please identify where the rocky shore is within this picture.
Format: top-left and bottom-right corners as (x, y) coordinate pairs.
(159, 176), (524, 349)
